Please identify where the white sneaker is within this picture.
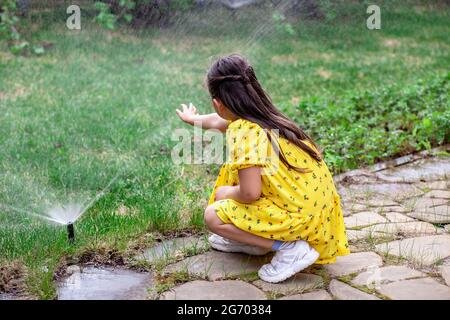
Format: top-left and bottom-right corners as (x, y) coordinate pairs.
(208, 234), (271, 256)
(258, 240), (319, 283)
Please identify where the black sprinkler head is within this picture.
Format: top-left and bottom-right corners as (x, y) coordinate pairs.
(67, 222), (75, 243)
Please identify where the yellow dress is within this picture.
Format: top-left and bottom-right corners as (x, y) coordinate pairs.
(208, 118), (350, 264)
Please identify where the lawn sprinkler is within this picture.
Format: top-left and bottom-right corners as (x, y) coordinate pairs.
(67, 222), (75, 244)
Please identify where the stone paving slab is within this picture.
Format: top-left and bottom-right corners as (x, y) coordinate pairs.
(138, 236), (209, 263)
(375, 235), (450, 266)
(407, 202), (450, 224)
(415, 197), (449, 207)
(340, 183), (423, 202)
(279, 290), (332, 300)
(334, 169), (379, 185)
(408, 210), (450, 224)
(329, 280), (380, 300)
(342, 203), (370, 214)
(344, 211), (388, 228)
(359, 199), (399, 207)
(384, 212), (416, 223)
(324, 252), (383, 277)
(160, 280), (266, 300)
(342, 210), (353, 217)
(424, 190), (450, 199)
(361, 221), (440, 236)
(404, 197), (450, 224)
(378, 277), (450, 300)
(0, 293), (25, 300)
(442, 257), (450, 266)
(253, 273), (323, 295)
(57, 267), (153, 300)
(405, 197), (449, 210)
(369, 152), (428, 173)
(440, 266), (450, 286)
(418, 180), (449, 191)
(346, 229), (372, 242)
(379, 206), (413, 214)
(163, 251), (270, 281)
(351, 266), (425, 287)
(374, 158), (450, 183)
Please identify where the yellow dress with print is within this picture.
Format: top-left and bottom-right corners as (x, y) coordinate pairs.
(208, 118), (350, 264)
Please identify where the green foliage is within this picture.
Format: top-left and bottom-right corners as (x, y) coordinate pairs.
(0, 0), (20, 40)
(94, 0), (196, 29)
(94, 0), (139, 30)
(292, 73), (450, 172)
(0, 0), (45, 56)
(0, 0), (26, 54)
(272, 11), (295, 36)
(167, 0), (196, 11)
(94, 2), (117, 30)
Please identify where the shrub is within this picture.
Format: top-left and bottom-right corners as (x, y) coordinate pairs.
(292, 73), (450, 173)
(0, 0), (44, 55)
(94, 0), (196, 29)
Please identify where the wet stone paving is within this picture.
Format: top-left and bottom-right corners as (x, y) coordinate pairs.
(53, 152), (450, 299)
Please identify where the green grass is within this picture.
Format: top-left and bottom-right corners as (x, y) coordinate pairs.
(0, 1), (449, 298)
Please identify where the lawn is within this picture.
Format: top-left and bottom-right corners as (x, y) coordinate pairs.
(0, 1), (449, 298)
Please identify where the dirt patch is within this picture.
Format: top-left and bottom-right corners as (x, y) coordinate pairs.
(0, 261), (27, 294)
(151, 36), (196, 54)
(159, 227), (203, 240)
(271, 54), (298, 64)
(54, 247), (128, 282)
(317, 52), (335, 61)
(0, 51), (15, 64)
(55, 230), (200, 276)
(106, 31), (141, 44)
(291, 96), (301, 106)
(116, 204), (131, 216)
(0, 86), (30, 102)
(317, 67), (332, 79)
(404, 55), (433, 67)
(78, 248), (127, 266)
(383, 39), (401, 47)
(414, 3), (449, 14)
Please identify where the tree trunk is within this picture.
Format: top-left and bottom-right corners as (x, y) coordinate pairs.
(287, 0), (325, 20)
(16, 0), (31, 16)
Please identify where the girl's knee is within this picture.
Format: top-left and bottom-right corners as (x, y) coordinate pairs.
(204, 205), (219, 231)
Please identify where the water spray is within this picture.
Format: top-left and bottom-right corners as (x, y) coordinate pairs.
(3, 171), (121, 245)
(67, 222), (75, 243)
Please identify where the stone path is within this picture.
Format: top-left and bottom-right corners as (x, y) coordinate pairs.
(160, 280), (267, 300)
(55, 151), (450, 300)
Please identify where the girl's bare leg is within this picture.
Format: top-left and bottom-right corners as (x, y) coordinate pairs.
(204, 205), (274, 250)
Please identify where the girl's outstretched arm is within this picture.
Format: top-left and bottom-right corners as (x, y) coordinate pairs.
(176, 103), (229, 132)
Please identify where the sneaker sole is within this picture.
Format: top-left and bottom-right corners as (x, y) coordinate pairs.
(209, 241), (270, 256)
(258, 249), (320, 283)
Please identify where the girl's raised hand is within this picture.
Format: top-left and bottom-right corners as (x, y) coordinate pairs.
(176, 103), (198, 125)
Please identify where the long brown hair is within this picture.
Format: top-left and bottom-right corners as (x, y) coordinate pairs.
(207, 54), (321, 173)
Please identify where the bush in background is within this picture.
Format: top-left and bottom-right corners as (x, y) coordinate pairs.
(95, 0), (196, 29)
(0, 0), (44, 55)
(293, 73), (450, 172)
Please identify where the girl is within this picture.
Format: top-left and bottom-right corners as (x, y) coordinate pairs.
(176, 54), (349, 283)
